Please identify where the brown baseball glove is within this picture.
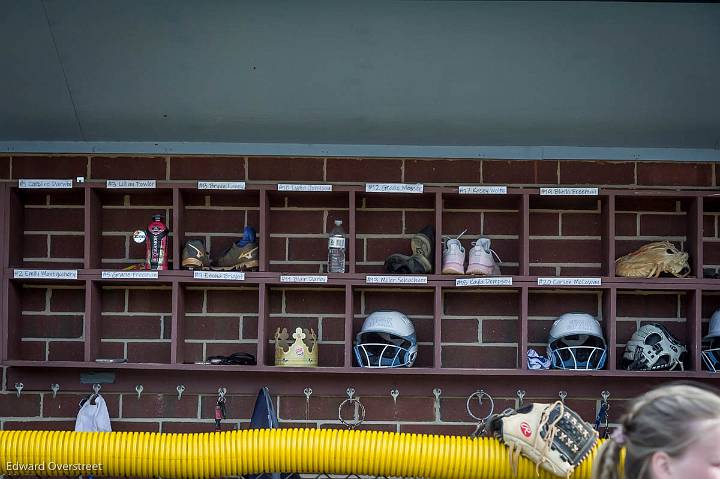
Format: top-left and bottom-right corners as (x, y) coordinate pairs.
(615, 241), (690, 278)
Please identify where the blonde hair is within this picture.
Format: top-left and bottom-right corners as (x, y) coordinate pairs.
(592, 383), (720, 479)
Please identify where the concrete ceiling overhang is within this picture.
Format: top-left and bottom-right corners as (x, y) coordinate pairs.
(1, 0), (719, 157)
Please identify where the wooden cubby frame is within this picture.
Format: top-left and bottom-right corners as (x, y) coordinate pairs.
(2, 180), (719, 394)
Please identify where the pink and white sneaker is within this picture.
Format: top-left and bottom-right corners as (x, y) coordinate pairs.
(442, 237), (466, 274)
(466, 238), (502, 275)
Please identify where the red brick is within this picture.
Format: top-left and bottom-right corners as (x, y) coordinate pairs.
(204, 342), (256, 358)
(362, 193), (435, 209)
(404, 159), (481, 183)
(360, 396), (435, 421)
(184, 209), (247, 234)
(702, 295), (720, 318)
(23, 234), (48, 258)
(101, 235), (127, 259)
(365, 237), (413, 262)
(23, 260), (83, 268)
(47, 190), (85, 205)
(637, 162), (712, 187)
(561, 213), (601, 236)
(126, 342), (171, 363)
(278, 395), (343, 420)
(198, 395), (257, 420)
(639, 214), (687, 237)
(50, 288), (85, 312)
(48, 341), (84, 361)
(43, 394), (120, 418)
(357, 210), (403, 234)
(25, 207), (84, 231)
(122, 393), (199, 419)
(615, 239), (659, 258)
(48, 235), (84, 258)
(560, 161), (635, 185)
(324, 211), (350, 233)
(616, 197), (678, 212)
(530, 213), (559, 236)
(185, 316), (240, 340)
(97, 341), (124, 358)
(102, 208), (170, 232)
(704, 242), (720, 264)
(442, 345), (517, 368)
(268, 210), (325, 234)
(404, 211), (435, 234)
(530, 196), (598, 211)
(268, 236), (287, 262)
(561, 266), (602, 275)
(269, 289), (283, 314)
(19, 341), (45, 360)
(320, 343), (343, 366)
(21, 286), (47, 311)
(281, 192), (348, 209)
(441, 318), (478, 343)
(616, 213), (637, 236)
(242, 316), (258, 340)
(21, 315), (83, 338)
(483, 211), (519, 236)
(111, 421), (161, 432)
(162, 422), (215, 433)
(444, 291), (519, 317)
(0, 156), (10, 178)
(117, 191), (173, 207)
(528, 292), (600, 317)
(414, 344), (434, 367)
(482, 319), (518, 343)
(617, 292), (683, 318)
(443, 212), (482, 236)
(287, 237), (328, 261)
(91, 156), (167, 180)
(102, 315), (161, 339)
(530, 239), (602, 263)
(269, 316), (319, 343)
(704, 215), (716, 238)
(207, 290), (258, 313)
(13, 155), (88, 179)
(3, 421), (76, 430)
(101, 288), (126, 312)
(170, 156), (245, 180)
(363, 290), (433, 316)
(483, 160), (558, 185)
(128, 289), (172, 313)
(248, 157), (323, 181)
(326, 158), (401, 182)
(320, 317), (344, 341)
(400, 424), (476, 436)
(0, 393), (41, 417)
(284, 289), (344, 315)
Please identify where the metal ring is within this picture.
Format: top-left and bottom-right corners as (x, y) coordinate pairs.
(466, 390), (494, 422)
(338, 397), (366, 429)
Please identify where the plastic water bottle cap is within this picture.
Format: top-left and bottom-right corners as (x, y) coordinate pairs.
(335, 219), (342, 226)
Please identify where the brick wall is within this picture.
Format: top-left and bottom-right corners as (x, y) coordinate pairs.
(0, 155), (717, 434)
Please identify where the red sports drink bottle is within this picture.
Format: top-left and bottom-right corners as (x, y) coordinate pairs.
(145, 214), (169, 270)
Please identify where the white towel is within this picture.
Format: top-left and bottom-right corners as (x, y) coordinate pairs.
(75, 394), (112, 432)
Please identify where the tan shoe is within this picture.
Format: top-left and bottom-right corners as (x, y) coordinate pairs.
(212, 242), (259, 271)
(181, 240), (211, 270)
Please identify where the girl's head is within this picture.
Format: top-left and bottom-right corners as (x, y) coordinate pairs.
(592, 383), (720, 479)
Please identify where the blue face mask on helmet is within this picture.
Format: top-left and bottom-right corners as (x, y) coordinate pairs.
(547, 313), (608, 371)
(353, 311), (418, 368)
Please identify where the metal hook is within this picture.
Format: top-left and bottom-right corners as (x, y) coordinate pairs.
(93, 384), (101, 395)
(390, 389), (399, 404)
(135, 384), (143, 399)
(15, 383), (23, 398)
(516, 389), (526, 408)
(218, 387), (227, 401)
(346, 387), (355, 400)
(601, 390), (610, 403)
(50, 384), (60, 399)
(176, 385), (185, 400)
(559, 391), (567, 404)
(304, 387), (313, 421)
(432, 388), (442, 421)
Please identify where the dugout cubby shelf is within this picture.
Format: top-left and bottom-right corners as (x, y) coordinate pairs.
(1, 181), (718, 383)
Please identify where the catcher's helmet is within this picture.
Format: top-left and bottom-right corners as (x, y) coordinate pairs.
(548, 313), (607, 370)
(353, 310), (417, 368)
(622, 323), (686, 371)
(702, 309), (720, 373)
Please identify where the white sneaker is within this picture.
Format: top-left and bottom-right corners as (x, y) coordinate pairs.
(467, 238), (502, 275)
(442, 238), (466, 274)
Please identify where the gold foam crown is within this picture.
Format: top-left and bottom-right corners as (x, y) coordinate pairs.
(274, 327), (318, 367)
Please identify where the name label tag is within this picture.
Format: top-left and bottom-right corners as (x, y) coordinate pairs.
(197, 181), (246, 190)
(101, 271), (158, 279)
(458, 186), (508, 195)
(107, 179), (157, 189)
(280, 275), (328, 283)
(540, 187), (598, 196)
(193, 271), (245, 281)
(537, 277), (602, 286)
(365, 183), (424, 193)
(365, 275), (428, 284)
(456, 277), (513, 287)
(14, 269), (78, 280)
(277, 183), (333, 192)
(19, 179), (73, 189)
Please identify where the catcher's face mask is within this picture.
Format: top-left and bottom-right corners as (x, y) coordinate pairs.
(702, 339), (720, 373)
(353, 332), (417, 368)
(549, 335), (607, 370)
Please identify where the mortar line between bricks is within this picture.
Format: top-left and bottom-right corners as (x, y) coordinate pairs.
(2, 367), (6, 392)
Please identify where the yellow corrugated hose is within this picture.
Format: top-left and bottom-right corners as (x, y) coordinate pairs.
(0, 429), (600, 478)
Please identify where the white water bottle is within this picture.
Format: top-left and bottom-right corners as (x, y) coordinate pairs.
(327, 219), (346, 273)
